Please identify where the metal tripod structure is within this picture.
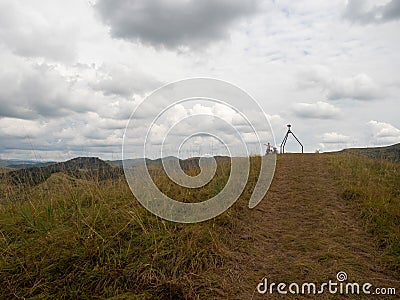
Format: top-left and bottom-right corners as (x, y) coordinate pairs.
(280, 124), (303, 153)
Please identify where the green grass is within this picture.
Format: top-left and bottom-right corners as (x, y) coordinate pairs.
(328, 153), (400, 272)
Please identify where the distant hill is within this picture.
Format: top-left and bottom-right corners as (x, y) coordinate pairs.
(1, 157), (123, 186)
(108, 156), (178, 168)
(340, 143), (400, 162)
(0, 159), (56, 169)
(3, 155), (233, 186)
(109, 156), (231, 168)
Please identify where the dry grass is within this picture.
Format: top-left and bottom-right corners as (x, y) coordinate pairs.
(0, 157), (261, 299)
(1, 154), (399, 299)
(328, 153), (400, 273)
(207, 154), (399, 299)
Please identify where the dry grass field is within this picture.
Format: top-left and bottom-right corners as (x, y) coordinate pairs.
(0, 153), (399, 299)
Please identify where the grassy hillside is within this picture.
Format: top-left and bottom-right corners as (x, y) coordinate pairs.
(0, 167), (10, 174)
(0, 157), (123, 187)
(1, 153), (399, 298)
(0, 156), (258, 299)
(340, 143), (400, 162)
(328, 153), (400, 271)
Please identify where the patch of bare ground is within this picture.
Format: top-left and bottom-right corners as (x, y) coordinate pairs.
(215, 154), (399, 299)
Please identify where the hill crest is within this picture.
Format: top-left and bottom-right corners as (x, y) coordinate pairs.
(340, 142), (400, 162)
(1, 157), (122, 186)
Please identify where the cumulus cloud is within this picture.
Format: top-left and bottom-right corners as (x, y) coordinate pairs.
(321, 132), (351, 144)
(0, 55), (143, 122)
(0, 0), (77, 61)
(0, 60), (90, 120)
(367, 120), (400, 145)
(344, 0), (400, 24)
(150, 102), (245, 140)
(300, 66), (382, 101)
(293, 101), (341, 119)
(0, 113), (126, 157)
(0, 0), (398, 159)
(127, 101), (272, 157)
(0, 118), (45, 139)
(94, 0), (259, 49)
(90, 63), (161, 97)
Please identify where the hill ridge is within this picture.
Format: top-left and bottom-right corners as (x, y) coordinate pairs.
(340, 142), (400, 162)
(1, 156), (123, 186)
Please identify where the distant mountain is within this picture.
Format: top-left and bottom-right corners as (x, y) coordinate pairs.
(109, 156), (231, 169)
(1, 157), (123, 186)
(340, 143), (400, 162)
(108, 156), (178, 168)
(0, 159), (56, 169)
(2, 155), (232, 186)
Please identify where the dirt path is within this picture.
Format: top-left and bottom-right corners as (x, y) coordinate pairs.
(216, 154), (399, 299)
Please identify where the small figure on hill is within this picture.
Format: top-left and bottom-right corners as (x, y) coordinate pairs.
(264, 142), (271, 155)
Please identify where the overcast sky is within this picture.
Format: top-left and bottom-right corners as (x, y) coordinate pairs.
(0, 0), (399, 160)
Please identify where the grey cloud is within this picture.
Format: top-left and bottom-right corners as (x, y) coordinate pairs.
(344, 0), (400, 24)
(0, 115), (124, 156)
(300, 66), (382, 101)
(91, 63), (161, 97)
(293, 101), (341, 119)
(0, 62), (90, 120)
(381, 0), (400, 21)
(0, 0), (76, 61)
(94, 0), (259, 49)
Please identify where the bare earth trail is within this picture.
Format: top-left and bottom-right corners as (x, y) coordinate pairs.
(215, 154), (399, 299)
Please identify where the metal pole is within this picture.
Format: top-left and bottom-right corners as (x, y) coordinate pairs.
(290, 132), (304, 153)
(280, 124), (303, 153)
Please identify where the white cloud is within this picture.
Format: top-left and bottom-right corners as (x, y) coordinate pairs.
(367, 120), (400, 145)
(293, 101), (341, 119)
(0, 58), (88, 119)
(300, 66), (382, 101)
(0, 118), (45, 139)
(321, 132), (351, 144)
(90, 63), (161, 97)
(317, 131), (355, 152)
(0, 0), (78, 62)
(188, 103), (237, 124)
(0, 0), (398, 159)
